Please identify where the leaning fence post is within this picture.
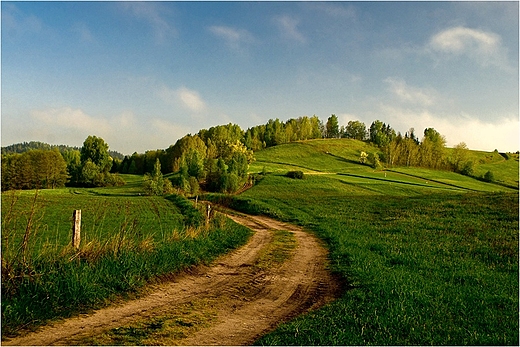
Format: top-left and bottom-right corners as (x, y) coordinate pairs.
(72, 210), (81, 249)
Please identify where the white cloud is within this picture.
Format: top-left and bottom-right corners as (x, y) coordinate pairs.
(209, 25), (254, 50)
(337, 113), (362, 126)
(150, 118), (190, 141)
(31, 107), (111, 134)
(72, 22), (95, 43)
(24, 106), (194, 154)
(384, 78), (436, 107)
(309, 3), (357, 19)
(429, 26), (511, 70)
(2, 3), (42, 39)
(430, 27), (499, 54)
(377, 104), (519, 152)
(159, 86), (207, 113)
(274, 15), (306, 44)
(120, 2), (175, 44)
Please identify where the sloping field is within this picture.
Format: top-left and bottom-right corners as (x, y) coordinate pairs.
(235, 139), (519, 345)
(250, 138), (518, 193)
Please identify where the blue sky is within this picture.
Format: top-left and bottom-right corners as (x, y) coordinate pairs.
(2, 1), (518, 154)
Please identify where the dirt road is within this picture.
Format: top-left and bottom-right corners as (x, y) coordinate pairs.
(3, 212), (340, 346)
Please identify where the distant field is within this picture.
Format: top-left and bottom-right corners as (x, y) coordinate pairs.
(250, 139), (517, 194)
(236, 139), (519, 345)
(2, 189), (184, 253)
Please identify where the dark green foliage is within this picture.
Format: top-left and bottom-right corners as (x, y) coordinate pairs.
(165, 194), (204, 228)
(325, 114), (340, 138)
(143, 159), (169, 195)
(77, 136), (125, 188)
(369, 120), (396, 148)
(344, 120), (367, 140)
(483, 170), (495, 182)
(80, 135), (112, 173)
(499, 152), (510, 160)
(286, 171), (305, 179)
(1, 149), (68, 191)
(461, 160), (475, 176)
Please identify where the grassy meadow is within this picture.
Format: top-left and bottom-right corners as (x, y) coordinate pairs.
(2, 139), (518, 345)
(238, 139), (519, 345)
(1, 176), (252, 337)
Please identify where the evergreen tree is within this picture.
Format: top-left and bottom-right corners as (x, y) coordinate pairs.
(143, 158), (165, 195)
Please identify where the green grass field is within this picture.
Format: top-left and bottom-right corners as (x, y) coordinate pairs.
(239, 140), (519, 345)
(2, 140), (518, 344)
(1, 176), (252, 337)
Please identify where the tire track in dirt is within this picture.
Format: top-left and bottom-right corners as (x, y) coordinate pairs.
(3, 212), (340, 346)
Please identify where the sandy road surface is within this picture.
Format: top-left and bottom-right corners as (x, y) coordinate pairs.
(3, 212), (340, 346)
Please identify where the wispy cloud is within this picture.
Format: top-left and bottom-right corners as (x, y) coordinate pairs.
(428, 26), (511, 70)
(309, 3), (357, 19)
(274, 15), (306, 44)
(1, 3), (42, 39)
(31, 107), (111, 134)
(384, 78), (436, 107)
(72, 22), (95, 43)
(120, 2), (176, 44)
(209, 25), (254, 51)
(26, 106), (191, 154)
(159, 86), (207, 113)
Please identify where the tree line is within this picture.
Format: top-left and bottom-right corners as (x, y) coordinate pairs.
(1, 136), (125, 191)
(2, 114), (506, 193)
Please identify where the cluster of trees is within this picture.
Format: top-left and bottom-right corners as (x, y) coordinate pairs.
(243, 116), (324, 150)
(1, 149), (68, 190)
(143, 158), (173, 196)
(381, 127), (447, 169)
(1, 141), (124, 160)
(114, 123), (254, 194)
(241, 114), (370, 150)
(1, 136), (124, 191)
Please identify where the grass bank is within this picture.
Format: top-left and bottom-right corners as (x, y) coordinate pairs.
(223, 172), (518, 345)
(1, 188), (251, 338)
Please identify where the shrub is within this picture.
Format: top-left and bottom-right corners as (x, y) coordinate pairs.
(286, 171), (305, 179)
(460, 161), (475, 176)
(483, 170), (495, 183)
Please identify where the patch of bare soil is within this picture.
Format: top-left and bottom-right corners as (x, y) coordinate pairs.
(3, 212), (341, 346)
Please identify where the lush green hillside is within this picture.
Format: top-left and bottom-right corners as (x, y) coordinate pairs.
(228, 139), (518, 345)
(250, 138), (518, 193)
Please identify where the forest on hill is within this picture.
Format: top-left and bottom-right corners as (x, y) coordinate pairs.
(2, 115), (518, 193)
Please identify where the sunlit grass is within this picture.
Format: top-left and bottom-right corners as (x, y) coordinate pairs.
(229, 173), (519, 345)
(1, 185), (251, 338)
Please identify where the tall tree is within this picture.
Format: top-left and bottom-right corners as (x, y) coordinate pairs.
(144, 158), (165, 195)
(326, 114), (340, 138)
(451, 142), (469, 172)
(345, 120), (367, 140)
(420, 128), (447, 169)
(80, 135), (112, 173)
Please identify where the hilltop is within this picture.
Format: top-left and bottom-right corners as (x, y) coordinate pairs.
(248, 138), (519, 193)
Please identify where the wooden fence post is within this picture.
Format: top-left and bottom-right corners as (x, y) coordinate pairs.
(72, 210), (81, 249)
(206, 203), (211, 227)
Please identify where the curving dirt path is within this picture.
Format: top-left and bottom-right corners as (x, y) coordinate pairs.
(3, 212), (340, 346)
